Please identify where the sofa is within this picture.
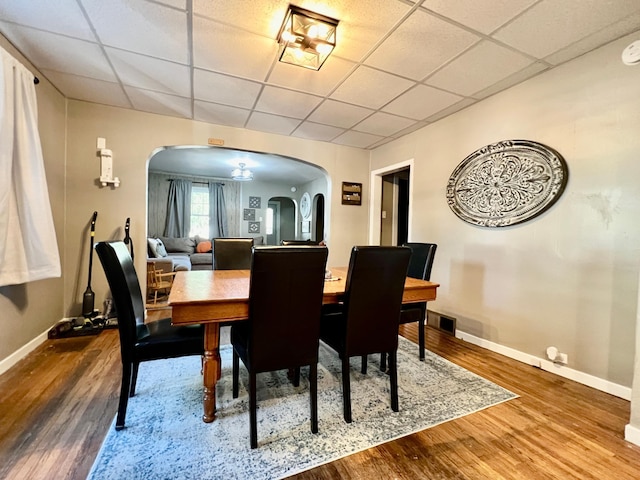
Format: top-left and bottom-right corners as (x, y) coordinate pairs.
(147, 235), (264, 272)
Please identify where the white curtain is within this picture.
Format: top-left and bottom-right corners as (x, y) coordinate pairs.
(0, 47), (60, 286)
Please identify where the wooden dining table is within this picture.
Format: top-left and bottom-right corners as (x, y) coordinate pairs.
(168, 267), (439, 423)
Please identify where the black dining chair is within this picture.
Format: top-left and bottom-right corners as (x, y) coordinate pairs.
(381, 242), (438, 370)
(231, 246), (328, 448)
(320, 246), (411, 423)
(281, 239), (320, 245)
(213, 237), (254, 269)
(95, 241), (204, 431)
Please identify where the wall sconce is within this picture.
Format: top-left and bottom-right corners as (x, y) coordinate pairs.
(231, 163), (254, 181)
(276, 5), (339, 71)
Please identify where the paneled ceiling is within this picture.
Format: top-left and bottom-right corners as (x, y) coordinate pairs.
(1, 0), (639, 181)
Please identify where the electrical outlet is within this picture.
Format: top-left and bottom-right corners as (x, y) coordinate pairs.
(558, 353), (568, 364)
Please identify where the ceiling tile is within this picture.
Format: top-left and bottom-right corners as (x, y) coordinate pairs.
(40, 70), (131, 108)
(193, 15), (278, 81)
(426, 40), (535, 97)
(472, 62), (549, 100)
(327, 0), (413, 62)
(0, 24), (117, 81)
(82, 0), (188, 63)
(383, 84), (463, 120)
(106, 47), (190, 97)
(292, 121), (345, 142)
(423, 97), (476, 123)
(194, 101), (251, 128)
(332, 130), (384, 149)
(254, 85), (323, 118)
(330, 65), (415, 109)
(125, 87), (192, 118)
(194, 0), (287, 37)
(267, 55), (356, 96)
(421, 0), (538, 35)
(364, 9), (480, 80)
(492, 0), (640, 59)
(307, 99), (374, 129)
(193, 69), (262, 109)
(245, 111), (301, 136)
(544, 11), (640, 65)
(353, 112), (415, 136)
(0, 0), (95, 40)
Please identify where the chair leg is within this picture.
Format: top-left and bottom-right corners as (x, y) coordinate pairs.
(419, 303), (427, 361)
(232, 349), (240, 399)
(310, 363), (318, 434)
(129, 361), (140, 397)
(293, 367), (301, 387)
(361, 355), (367, 374)
(380, 352), (387, 372)
(389, 350), (399, 412)
(116, 362), (132, 430)
(341, 356), (352, 423)
(249, 372), (258, 449)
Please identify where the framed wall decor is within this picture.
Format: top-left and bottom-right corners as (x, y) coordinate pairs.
(341, 182), (362, 205)
(248, 221), (260, 234)
(249, 196), (261, 208)
(446, 139), (568, 227)
(243, 208), (255, 221)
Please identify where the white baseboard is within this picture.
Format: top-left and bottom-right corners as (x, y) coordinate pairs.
(455, 330), (632, 401)
(0, 326), (51, 377)
(625, 424), (640, 446)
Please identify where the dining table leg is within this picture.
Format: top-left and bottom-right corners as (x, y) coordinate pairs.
(202, 322), (221, 423)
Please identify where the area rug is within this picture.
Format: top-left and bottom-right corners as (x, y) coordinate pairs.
(89, 336), (517, 480)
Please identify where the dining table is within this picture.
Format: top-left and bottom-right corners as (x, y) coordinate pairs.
(168, 267), (439, 423)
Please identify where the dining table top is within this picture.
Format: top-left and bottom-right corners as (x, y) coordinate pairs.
(168, 267), (439, 326)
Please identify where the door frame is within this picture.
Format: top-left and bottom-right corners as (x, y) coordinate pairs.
(368, 159), (414, 245)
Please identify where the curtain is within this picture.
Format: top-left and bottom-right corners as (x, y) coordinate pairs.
(223, 181), (241, 236)
(208, 182), (227, 238)
(0, 47), (60, 286)
(164, 179), (191, 237)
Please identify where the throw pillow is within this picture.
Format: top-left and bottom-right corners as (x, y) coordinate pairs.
(147, 238), (160, 258)
(196, 241), (212, 253)
(155, 238), (168, 257)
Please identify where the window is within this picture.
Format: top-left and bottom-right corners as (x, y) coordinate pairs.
(266, 207), (274, 235)
(189, 185), (209, 237)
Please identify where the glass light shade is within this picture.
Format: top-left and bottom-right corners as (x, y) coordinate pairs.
(277, 6), (338, 71)
(231, 163), (253, 181)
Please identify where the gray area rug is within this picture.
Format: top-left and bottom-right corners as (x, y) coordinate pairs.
(89, 336), (517, 480)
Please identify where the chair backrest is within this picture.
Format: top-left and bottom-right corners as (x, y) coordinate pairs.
(95, 241), (145, 363)
(213, 237), (254, 269)
(281, 239), (320, 246)
(402, 242), (437, 280)
(342, 246), (411, 356)
(247, 246), (328, 372)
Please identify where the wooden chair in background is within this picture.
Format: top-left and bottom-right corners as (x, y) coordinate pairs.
(146, 262), (175, 305)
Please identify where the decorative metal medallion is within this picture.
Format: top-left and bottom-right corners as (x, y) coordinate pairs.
(446, 140), (568, 227)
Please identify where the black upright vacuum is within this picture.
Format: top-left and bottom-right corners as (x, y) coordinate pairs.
(81, 211), (98, 319)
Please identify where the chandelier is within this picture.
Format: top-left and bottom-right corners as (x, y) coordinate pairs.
(231, 163), (254, 181)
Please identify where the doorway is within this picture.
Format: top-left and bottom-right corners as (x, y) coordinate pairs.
(369, 159), (414, 245)
(267, 197), (295, 245)
(380, 169), (409, 246)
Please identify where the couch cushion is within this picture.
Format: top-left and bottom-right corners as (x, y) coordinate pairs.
(190, 252), (213, 266)
(167, 255), (191, 271)
(159, 236), (195, 254)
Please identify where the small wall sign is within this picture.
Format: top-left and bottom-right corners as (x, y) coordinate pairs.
(342, 182), (362, 206)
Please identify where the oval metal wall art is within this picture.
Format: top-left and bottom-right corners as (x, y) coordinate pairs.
(446, 140), (568, 227)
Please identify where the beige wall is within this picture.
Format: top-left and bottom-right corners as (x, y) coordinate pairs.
(372, 33), (640, 392)
(0, 37), (66, 364)
(63, 102), (370, 318)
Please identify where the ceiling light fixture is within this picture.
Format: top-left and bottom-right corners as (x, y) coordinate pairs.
(231, 163), (254, 181)
(276, 5), (338, 71)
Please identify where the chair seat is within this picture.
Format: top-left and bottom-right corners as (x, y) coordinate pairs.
(134, 318), (204, 360)
(399, 304), (425, 324)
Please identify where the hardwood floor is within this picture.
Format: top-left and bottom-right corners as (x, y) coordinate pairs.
(1, 319), (639, 479)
